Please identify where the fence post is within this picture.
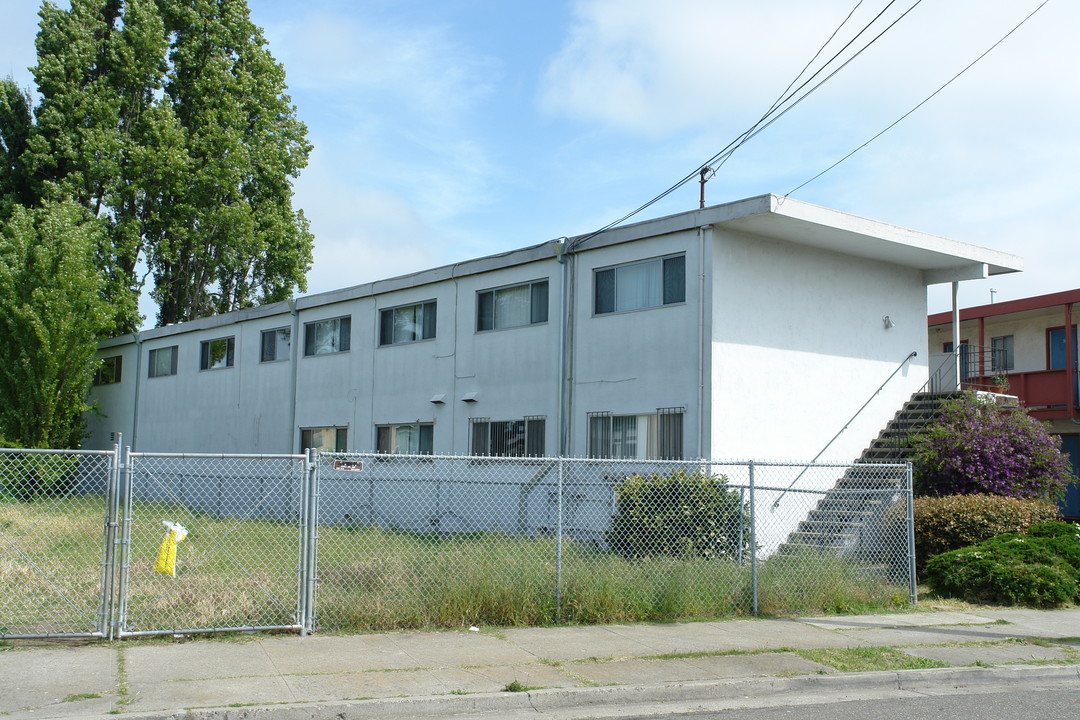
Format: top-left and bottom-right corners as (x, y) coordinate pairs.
(555, 456), (564, 622)
(99, 440), (121, 640)
(749, 461), (758, 616)
(114, 446), (134, 637)
(301, 449), (320, 634)
(905, 461), (917, 605)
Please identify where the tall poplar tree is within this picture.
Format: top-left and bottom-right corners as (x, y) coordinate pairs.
(25, 0), (313, 330)
(0, 200), (114, 448)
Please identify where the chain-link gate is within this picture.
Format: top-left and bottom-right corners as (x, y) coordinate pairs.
(0, 449), (117, 638)
(116, 452), (313, 637)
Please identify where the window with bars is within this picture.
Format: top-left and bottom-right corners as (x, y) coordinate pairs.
(991, 335), (1014, 372)
(587, 407), (684, 459)
(380, 301), (437, 345)
(470, 416), (546, 457)
(594, 255), (685, 315)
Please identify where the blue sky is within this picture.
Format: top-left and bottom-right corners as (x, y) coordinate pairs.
(2, 0), (1077, 319)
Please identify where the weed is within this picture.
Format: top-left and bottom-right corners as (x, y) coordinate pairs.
(62, 693), (102, 702)
(796, 646), (948, 673)
(503, 680), (533, 692)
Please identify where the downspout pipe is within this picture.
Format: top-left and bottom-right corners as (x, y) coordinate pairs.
(131, 331), (142, 451)
(554, 238), (571, 456)
(697, 225), (709, 458)
(288, 298), (300, 454)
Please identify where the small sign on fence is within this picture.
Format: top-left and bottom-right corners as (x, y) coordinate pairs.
(333, 459), (364, 472)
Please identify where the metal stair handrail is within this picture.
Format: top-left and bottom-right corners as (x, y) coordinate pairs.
(772, 350), (918, 509)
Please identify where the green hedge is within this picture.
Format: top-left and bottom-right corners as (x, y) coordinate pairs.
(923, 522), (1080, 607)
(913, 494), (1061, 572)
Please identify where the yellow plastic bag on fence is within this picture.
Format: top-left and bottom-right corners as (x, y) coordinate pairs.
(153, 520), (188, 577)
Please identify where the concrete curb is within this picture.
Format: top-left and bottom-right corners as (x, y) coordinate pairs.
(94, 664), (1080, 720)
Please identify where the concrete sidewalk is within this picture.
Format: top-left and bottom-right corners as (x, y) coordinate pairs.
(3, 608), (1079, 720)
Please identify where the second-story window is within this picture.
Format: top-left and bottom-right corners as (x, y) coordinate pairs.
(594, 254), (685, 315)
(148, 346), (178, 378)
(304, 316), (351, 356)
(261, 327), (291, 362)
(380, 301), (436, 345)
(477, 280), (548, 331)
(200, 336), (235, 370)
(94, 356), (123, 385)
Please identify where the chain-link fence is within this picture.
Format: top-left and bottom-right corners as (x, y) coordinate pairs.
(1, 448), (913, 639)
(116, 452), (312, 637)
(0, 449), (116, 638)
(313, 454), (913, 631)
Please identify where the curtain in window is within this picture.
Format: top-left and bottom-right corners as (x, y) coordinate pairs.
(615, 260), (662, 312)
(495, 285), (530, 329)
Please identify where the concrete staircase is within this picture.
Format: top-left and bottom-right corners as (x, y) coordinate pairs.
(777, 392), (958, 559)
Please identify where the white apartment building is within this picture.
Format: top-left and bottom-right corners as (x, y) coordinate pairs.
(86, 194), (1021, 467)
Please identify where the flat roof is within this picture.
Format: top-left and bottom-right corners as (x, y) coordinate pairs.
(106, 194), (1021, 347)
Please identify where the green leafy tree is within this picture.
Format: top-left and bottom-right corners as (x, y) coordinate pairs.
(0, 200), (114, 447)
(25, 0), (313, 330)
(0, 78), (35, 218)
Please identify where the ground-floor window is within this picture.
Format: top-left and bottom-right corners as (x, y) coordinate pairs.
(301, 426), (348, 453)
(377, 423), (434, 455)
(470, 416), (545, 457)
(587, 407), (684, 460)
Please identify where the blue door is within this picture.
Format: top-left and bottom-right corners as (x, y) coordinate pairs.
(1048, 326), (1079, 405)
(1058, 435), (1080, 520)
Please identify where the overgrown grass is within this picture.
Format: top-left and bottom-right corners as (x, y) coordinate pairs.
(2, 496), (913, 635)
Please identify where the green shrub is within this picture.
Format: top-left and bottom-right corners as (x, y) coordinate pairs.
(923, 525), (1080, 608)
(912, 494), (1060, 572)
(608, 470), (750, 560)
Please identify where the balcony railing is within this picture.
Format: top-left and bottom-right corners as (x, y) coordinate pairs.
(928, 345), (1078, 419)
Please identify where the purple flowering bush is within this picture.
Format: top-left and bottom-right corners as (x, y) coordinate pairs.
(913, 392), (1074, 500)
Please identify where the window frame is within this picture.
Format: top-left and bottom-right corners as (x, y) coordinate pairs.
(199, 336), (235, 371)
(593, 254), (685, 316)
(379, 300), (437, 346)
(376, 423), (435, 455)
(469, 416), (546, 457)
(94, 356), (123, 385)
(587, 407), (685, 460)
(990, 334), (1014, 372)
(300, 426), (348, 453)
(476, 279), (549, 332)
(147, 345), (178, 378)
(304, 316), (351, 357)
(261, 327), (292, 363)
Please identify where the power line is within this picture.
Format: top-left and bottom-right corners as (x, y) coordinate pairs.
(566, 0), (922, 251)
(786, 0), (1052, 197)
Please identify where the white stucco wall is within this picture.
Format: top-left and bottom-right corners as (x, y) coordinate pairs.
(710, 229), (929, 466)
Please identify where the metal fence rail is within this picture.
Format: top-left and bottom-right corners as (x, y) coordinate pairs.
(314, 454), (913, 630)
(1, 448), (914, 639)
(0, 448), (116, 638)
